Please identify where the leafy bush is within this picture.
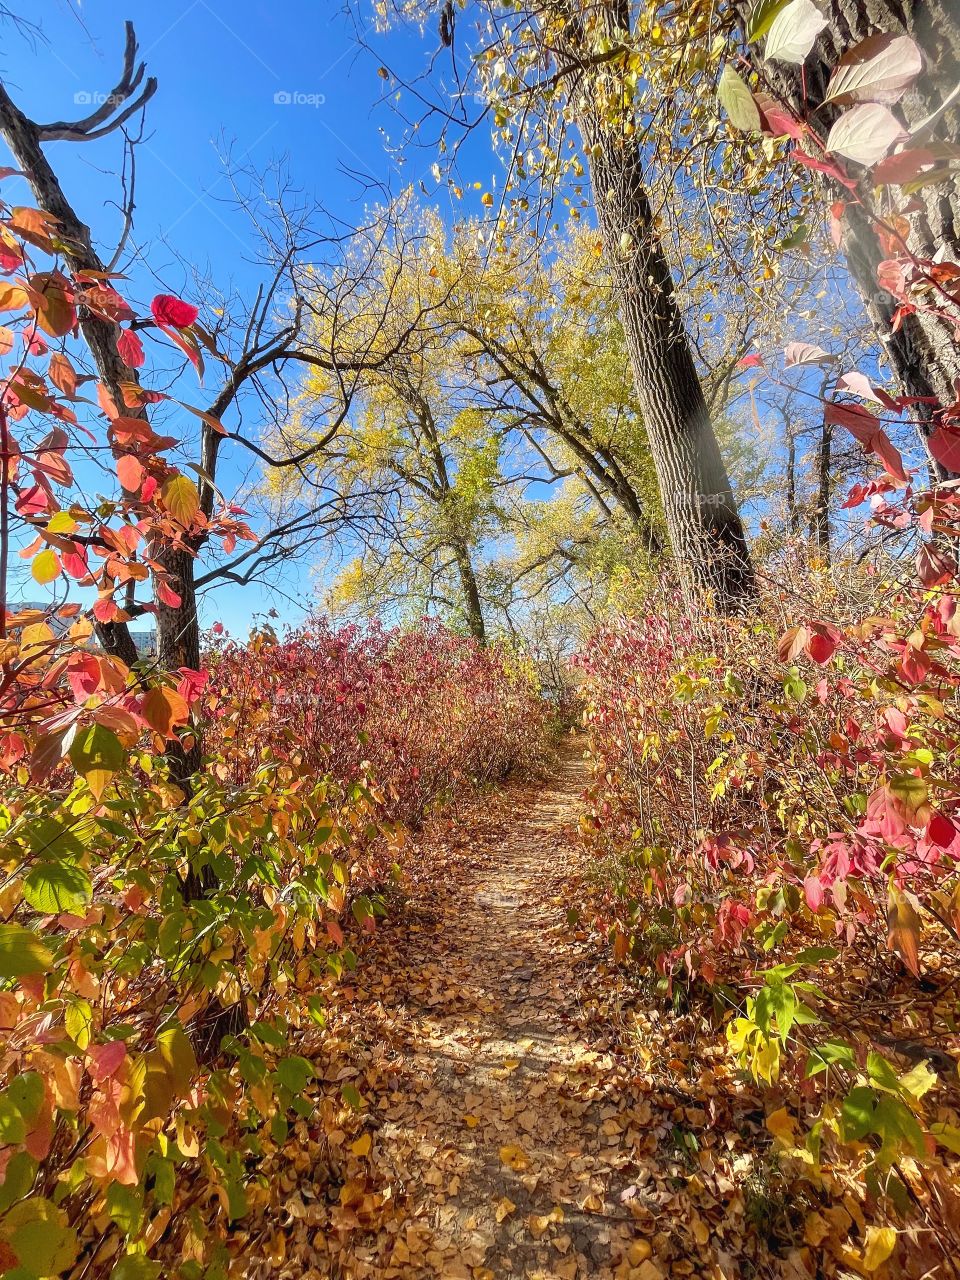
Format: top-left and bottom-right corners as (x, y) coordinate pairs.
(205, 616), (550, 825)
(575, 519), (960, 1233)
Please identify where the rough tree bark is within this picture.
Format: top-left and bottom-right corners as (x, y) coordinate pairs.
(451, 537), (487, 643)
(567, 3), (758, 611)
(740, 0), (960, 467)
(810, 420), (833, 557)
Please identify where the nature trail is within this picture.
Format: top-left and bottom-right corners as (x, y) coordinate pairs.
(263, 743), (718, 1280)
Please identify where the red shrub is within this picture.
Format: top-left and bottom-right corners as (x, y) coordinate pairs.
(204, 616), (548, 824)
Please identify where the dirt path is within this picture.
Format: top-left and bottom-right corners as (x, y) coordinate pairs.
(247, 746), (764, 1280)
(291, 745), (670, 1280)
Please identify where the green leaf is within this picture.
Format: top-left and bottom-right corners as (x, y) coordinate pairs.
(0, 925), (52, 979)
(794, 946), (839, 964)
(841, 1085), (877, 1141)
(0, 1097), (25, 1144)
(718, 65), (762, 132)
(0, 1154), (38, 1215)
(68, 724), (124, 799)
(6, 1074), (44, 1126)
(145, 1155), (175, 1208)
(155, 1025), (197, 1094)
(874, 1095), (927, 1162)
(0, 1196), (79, 1276)
(275, 1056), (313, 1095)
(341, 1082), (362, 1111)
(23, 861), (92, 915)
(867, 1050), (903, 1094)
(105, 1183), (143, 1235)
(746, 0), (791, 40)
(930, 1121), (960, 1156)
(65, 999), (93, 1051)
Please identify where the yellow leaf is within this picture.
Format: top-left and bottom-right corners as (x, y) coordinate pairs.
(887, 887), (921, 977)
(481, 192), (494, 207)
(161, 474), (200, 526)
(863, 1225), (896, 1272)
(765, 1107), (796, 1144)
(31, 548), (60, 585)
(464, 1113), (480, 1128)
(350, 1132), (371, 1157)
(499, 1143), (530, 1171)
(494, 1197), (516, 1223)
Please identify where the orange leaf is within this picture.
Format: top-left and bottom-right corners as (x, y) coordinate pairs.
(141, 685), (190, 738)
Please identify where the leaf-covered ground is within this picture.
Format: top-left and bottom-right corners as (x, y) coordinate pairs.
(208, 742), (814, 1280)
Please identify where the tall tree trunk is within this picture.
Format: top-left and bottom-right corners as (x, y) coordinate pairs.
(810, 421), (833, 558)
(567, 5), (757, 611)
(451, 537), (487, 643)
(784, 418), (800, 536)
(740, 0), (960, 468)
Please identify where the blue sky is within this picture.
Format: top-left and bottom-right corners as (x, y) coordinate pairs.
(2, 1), (494, 634)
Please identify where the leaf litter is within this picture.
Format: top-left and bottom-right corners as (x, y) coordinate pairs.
(203, 746), (868, 1278)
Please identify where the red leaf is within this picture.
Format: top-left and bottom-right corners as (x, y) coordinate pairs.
(824, 399), (880, 445)
(89, 1040), (126, 1081)
(916, 543), (956, 587)
(791, 148), (858, 191)
(928, 812), (958, 849)
(805, 623), (840, 664)
(930, 426), (960, 474)
(151, 293), (199, 329)
(117, 454), (144, 493)
(154, 577), (182, 608)
(117, 327), (145, 368)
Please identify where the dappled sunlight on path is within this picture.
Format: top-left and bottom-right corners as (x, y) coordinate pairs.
(242, 745), (773, 1280)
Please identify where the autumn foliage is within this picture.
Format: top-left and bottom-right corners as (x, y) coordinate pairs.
(205, 617), (549, 826)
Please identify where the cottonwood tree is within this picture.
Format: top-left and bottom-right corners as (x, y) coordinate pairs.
(282, 201), (674, 633)
(372, 0), (759, 611)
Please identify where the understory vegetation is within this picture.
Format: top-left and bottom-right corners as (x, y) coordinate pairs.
(1, 0), (959, 1276)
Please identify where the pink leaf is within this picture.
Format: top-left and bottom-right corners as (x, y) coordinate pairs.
(826, 103), (907, 168)
(804, 875), (824, 912)
(836, 370), (900, 411)
(824, 34), (923, 106)
(89, 1040), (126, 1082)
(824, 399), (881, 444)
(784, 340), (834, 367)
